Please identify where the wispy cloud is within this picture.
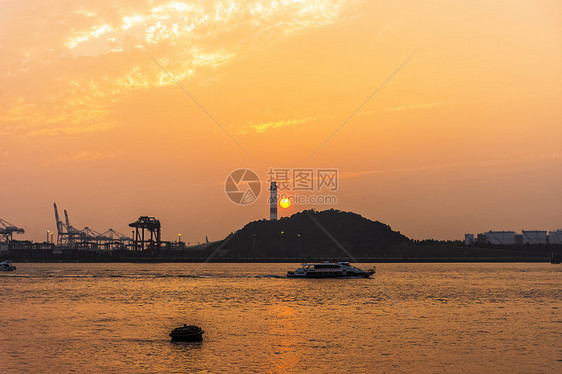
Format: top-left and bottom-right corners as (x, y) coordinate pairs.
(249, 117), (313, 134)
(340, 154), (562, 180)
(339, 162), (461, 179)
(0, 1), (347, 137)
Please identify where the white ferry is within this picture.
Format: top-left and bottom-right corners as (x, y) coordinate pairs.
(287, 261), (375, 278)
(0, 261), (16, 271)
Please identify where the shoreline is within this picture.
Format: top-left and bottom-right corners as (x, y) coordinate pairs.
(5, 257), (557, 263)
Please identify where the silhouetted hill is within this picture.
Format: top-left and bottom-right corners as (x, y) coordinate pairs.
(219, 209), (410, 257)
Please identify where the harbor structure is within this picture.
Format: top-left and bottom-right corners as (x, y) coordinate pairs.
(0, 217), (24, 243)
(270, 181), (277, 221)
(0, 217), (25, 255)
(129, 216), (161, 251)
(522, 230), (547, 245)
(477, 233), (487, 245)
(1, 205), (215, 260)
(549, 230), (562, 244)
(485, 231), (516, 245)
(53, 203), (132, 250)
(466, 229), (560, 246)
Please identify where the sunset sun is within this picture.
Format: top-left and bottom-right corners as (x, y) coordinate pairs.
(279, 198), (290, 208)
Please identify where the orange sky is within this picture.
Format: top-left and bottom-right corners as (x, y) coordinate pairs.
(1, 0), (561, 242)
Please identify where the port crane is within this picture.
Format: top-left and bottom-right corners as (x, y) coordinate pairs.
(53, 203), (131, 249)
(54, 203), (79, 246)
(129, 216), (161, 251)
(0, 217), (25, 243)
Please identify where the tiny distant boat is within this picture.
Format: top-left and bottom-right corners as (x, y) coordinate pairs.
(287, 261), (375, 278)
(0, 261), (16, 272)
(169, 324), (204, 342)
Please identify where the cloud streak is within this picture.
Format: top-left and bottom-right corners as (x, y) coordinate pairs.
(250, 117), (312, 133)
(340, 154), (562, 180)
(0, 0), (347, 137)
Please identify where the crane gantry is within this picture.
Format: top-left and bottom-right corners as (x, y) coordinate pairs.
(53, 203), (131, 249)
(0, 217), (25, 243)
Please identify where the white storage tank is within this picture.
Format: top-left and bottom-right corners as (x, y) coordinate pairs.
(549, 230), (562, 244)
(485, 231), (516, 245)
(522, 230), (547, 245)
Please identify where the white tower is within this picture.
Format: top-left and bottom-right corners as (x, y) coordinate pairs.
(270, 181), (277, 220)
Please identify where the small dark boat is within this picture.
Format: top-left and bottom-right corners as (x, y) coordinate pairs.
(0, 261), (16, 271)
(169, 324), (204, 342)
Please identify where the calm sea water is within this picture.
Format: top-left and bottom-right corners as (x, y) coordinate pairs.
(0, 263), (560, 373)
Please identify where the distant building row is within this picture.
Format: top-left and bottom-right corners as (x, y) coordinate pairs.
(465, 230), (562, 245)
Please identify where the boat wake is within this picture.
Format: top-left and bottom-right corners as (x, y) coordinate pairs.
(2, 273), (287, 279)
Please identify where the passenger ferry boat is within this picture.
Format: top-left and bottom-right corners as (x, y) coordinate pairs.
(287, 261), (375, 278)
(0, 261), (16, 271)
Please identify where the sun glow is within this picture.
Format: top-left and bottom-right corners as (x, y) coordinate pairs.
(280, 198), (290, 209)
